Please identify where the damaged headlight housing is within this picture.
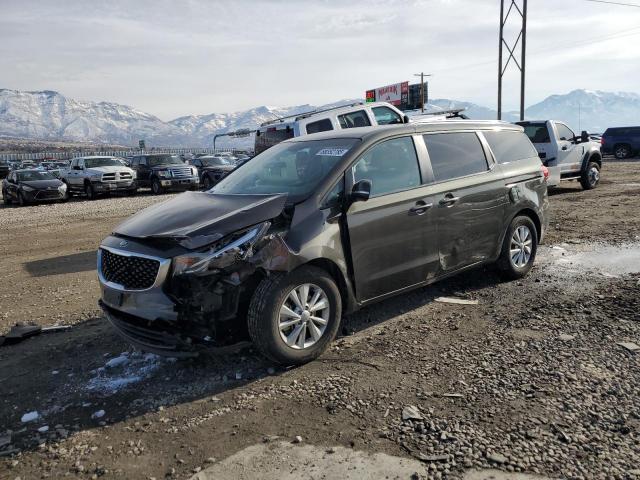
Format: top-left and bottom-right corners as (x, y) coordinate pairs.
(172, 222), (271, 276)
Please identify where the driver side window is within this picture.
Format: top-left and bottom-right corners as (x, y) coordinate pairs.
(352, 137), (421, 197)
(556, 123), (575, 141)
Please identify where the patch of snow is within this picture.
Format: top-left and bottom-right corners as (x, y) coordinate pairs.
(86, 351), (165, 395)
(21, 411), (39, 423)
(37, 425), (49, 433)
(91, 410), (105, 419)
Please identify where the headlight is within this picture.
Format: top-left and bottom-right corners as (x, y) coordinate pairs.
(21, 185), (34, 192)
(157, 170), (170, 178)
(191, 168), (197, 176)
(172, 222), (270, 276)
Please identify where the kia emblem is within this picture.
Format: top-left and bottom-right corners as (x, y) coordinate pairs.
(119, 240), (128, 248)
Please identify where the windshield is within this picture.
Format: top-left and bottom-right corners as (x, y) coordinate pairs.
(201, 157), (234, 166)
(147, 155), (183, 167)
(212, 138), (359, 202)
(17, 171), (56, 181)
(84, 157), (124, 168)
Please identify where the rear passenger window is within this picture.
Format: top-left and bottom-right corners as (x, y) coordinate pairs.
(522, 125), (550, 144)
(424, 133), (488, 182)
(306, 119), (333, 134)
(338, 110), (371, 129)
(483, 131), (538, 164)
(372, 106), (403, 125)
(353, 137), (420, 197)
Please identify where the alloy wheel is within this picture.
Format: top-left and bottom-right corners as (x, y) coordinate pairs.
(510, 225), (533, 268)
(278, 283), (330, 350)
(615, 146), (629, 159)
(588, 166), (600, 186)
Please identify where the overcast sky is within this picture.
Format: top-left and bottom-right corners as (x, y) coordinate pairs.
(1, 0), (639, 120)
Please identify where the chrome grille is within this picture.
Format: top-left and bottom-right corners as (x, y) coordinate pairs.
(169, 167), (193, 178)
(119, 172), (133, 180)
(102, 173), (116, 181)
(100, 248), (160, 290)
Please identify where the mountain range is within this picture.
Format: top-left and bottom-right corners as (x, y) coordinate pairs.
(1, 88), (638, 148)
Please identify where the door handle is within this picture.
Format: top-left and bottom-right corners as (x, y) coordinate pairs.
(409, 200), (433, 215)
(561, 145), (568, 151)
(439, 194), (460, 207)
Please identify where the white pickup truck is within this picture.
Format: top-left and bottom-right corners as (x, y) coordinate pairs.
(60, 156), (137, 199)
(517, 120), (602, 190)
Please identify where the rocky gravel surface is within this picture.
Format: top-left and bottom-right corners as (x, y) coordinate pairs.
(1, 161), (639, 479)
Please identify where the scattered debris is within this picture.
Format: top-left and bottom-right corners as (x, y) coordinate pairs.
(20, 411), (39, 423)
(292, 436), (303, 444)
(0, 323), (72, 347)
(558, 334), (575, 341)
(37, 426), (49, 433)
(91, 410), (105, 420)
(435, 297), (478, 305)
(617, 342), (640, 353)
(486, 452), (508, 464)
(402, 405), (423, 421)
(413, 453), (449, 462)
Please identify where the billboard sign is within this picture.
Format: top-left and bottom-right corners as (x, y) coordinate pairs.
(371, 81), (409, 106)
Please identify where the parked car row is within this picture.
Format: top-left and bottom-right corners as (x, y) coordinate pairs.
(1, 152), (254, 206)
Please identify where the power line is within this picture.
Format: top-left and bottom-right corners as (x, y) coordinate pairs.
(583, 0), (640, 7)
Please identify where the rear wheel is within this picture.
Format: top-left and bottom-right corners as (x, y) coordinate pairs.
(151, 178), (164, 195)
(580, 161), (600, 190)
(247, 266), (342, 365)
(614, 144), (631, 160)
(497, 216), (538, 280)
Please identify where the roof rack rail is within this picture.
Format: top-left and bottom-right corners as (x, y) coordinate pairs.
(260, 102), (365, 127)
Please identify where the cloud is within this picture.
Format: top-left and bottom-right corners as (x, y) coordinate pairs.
(0, 0), (638, 119)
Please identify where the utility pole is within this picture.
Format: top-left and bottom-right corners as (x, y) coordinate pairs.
(497, 0), (527, 120)
(413, 72), (432, 112)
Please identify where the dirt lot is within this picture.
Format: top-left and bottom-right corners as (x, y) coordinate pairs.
(1, 161), (639, 479)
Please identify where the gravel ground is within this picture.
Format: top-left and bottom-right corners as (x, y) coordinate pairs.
(0, 161), (639, 479)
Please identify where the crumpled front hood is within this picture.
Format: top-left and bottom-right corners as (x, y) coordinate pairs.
(114, 191), (287, 249)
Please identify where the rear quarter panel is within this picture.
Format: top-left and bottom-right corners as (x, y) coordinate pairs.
(496, 157), (549, 248)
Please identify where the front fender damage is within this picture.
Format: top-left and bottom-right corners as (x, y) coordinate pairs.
(168, 233), (297, 348)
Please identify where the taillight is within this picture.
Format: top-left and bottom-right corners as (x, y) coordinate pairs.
(600, 137), (604, 145)
(541, 165), (550, 182)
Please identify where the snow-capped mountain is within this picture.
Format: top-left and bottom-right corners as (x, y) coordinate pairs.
(0, 89), (182, 145)
(525, 89), (640, 133)
(0, 88), (638, 147)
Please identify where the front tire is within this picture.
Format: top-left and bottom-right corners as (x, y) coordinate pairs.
(497, 216), (538, 280)
(247, 266), (342, 365)
(580, 161), (600, 190)
(151, 178), (164, 195)
(2, 189), (12, 205)
(614, 144), (631, 160)
(85, 182), (97, 200)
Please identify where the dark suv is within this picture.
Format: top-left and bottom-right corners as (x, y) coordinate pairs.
(98, 122), (549, 365)
(601, 126), (640, 159)
(190, 155), (237, 189)
(130, 154), (199, 194)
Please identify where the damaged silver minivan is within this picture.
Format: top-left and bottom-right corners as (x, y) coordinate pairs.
(98, 122), (549, 365)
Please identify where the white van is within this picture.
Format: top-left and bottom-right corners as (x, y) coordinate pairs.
(255, 102), (408, 154)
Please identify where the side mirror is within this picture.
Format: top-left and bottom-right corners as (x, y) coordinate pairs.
(351, 179), (371, 202)
(403, 115), (410, 124)
(581, 131), (589, 143)
(73, 165), (82, 171)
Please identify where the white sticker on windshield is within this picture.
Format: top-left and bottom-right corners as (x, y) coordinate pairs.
(316, 148), (349, 157)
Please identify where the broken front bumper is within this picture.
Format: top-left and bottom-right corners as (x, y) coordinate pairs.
(100, 301), (199, 357)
